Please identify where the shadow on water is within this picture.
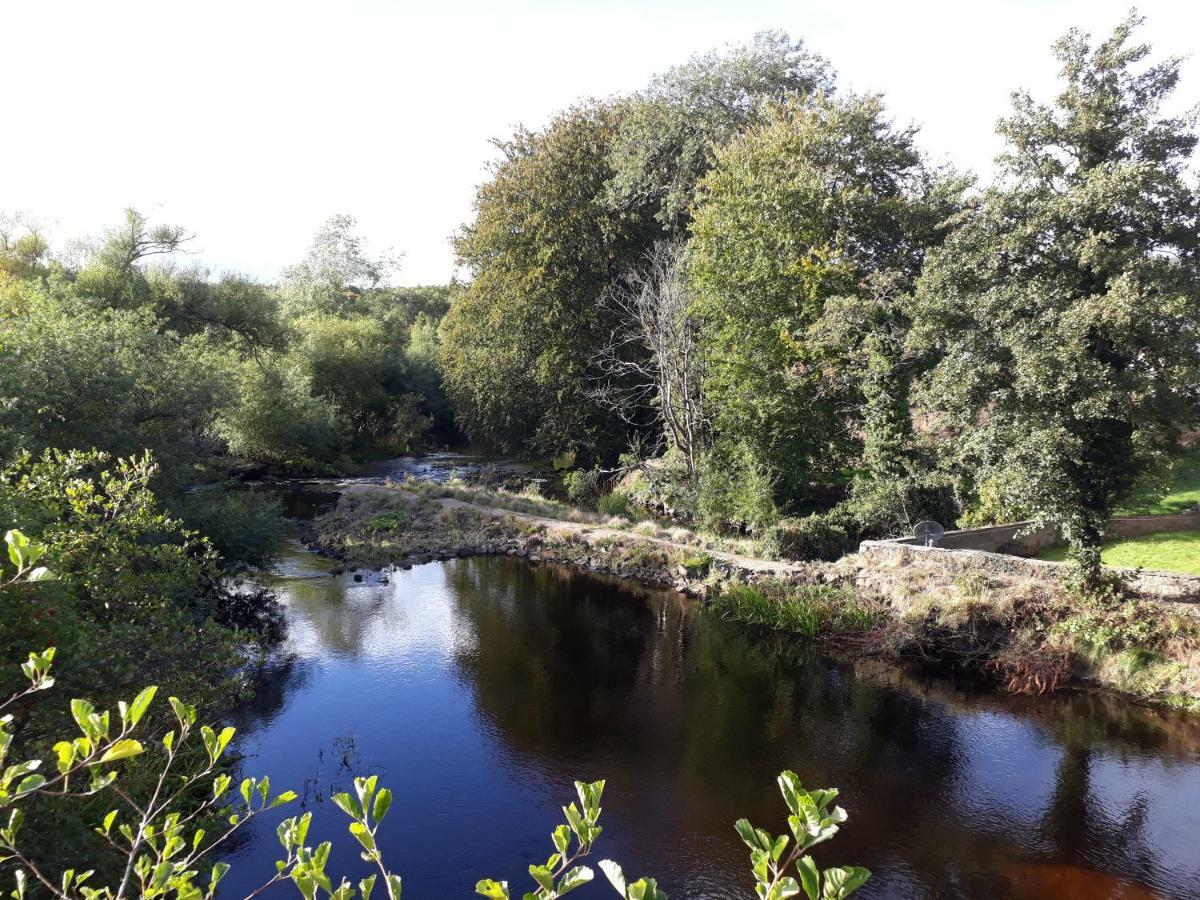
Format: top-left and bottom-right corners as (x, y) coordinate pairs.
(220, 544), (1200, 899)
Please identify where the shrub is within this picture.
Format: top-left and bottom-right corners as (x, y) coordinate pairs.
(171, 488), (284, 570)
(769, 511), (858, 561)
(563, 467), (603, 507)
(844, 471), (960, 540)
(698, 442), (779, 535)
(597, 492), (630, 517)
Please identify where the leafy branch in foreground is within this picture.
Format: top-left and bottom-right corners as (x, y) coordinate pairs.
(0, 646), (868, 898)
(735, 771), (869, 900)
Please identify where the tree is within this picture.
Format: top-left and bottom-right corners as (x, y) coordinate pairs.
(593, 242), (709, 474)
(0, 291), (230, 479)
(607, 30), (834, 231)
(689, 94), (960, 512)
(281, 215), (402, 318)
(73, 209), (192, 309)
(440, 105), (655, 458)
(910, 14), (1200, 585)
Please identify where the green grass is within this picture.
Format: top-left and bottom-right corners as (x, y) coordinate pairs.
(1040, 530), (1200, 575)
(713, 582), (882, 638)
(1118, 448), (1200, 515)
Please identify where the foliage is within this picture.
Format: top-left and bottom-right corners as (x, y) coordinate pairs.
(563, 468), (603, 508)
(0, 291), (229, 480)
(734, 770), (870, 900)
(441, 105), (653, 458)
(766, 513), (858, 563)
(170, 490), (285, 571)
(607, 30), (834, 231)
(215, 359), (348, 469)
(911, 14), (1200, 588)
(689, 94), (962, 508)
(697, 443), (779, 535)
(0, 450), (272, 727)
(280, 214), (401, 319)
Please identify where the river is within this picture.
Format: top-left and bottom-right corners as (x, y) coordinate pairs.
(217, 480), (1200, 899)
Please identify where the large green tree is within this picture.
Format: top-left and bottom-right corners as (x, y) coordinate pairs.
(607, 30), (834, 231)
(911, 14), (1200, 582)
(689, 95), (961, 513)
(440, 105), (656, 457)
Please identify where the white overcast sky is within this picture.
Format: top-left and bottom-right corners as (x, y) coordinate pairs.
(3, 0), (1198, 285)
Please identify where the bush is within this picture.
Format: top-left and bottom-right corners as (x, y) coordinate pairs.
(598, 492), (630, 517)
(563, 467), (603, 507)
(171, 488), (284, 570)
(844, 471), (960, 539)
(769, 511), (858, 561)
(698, 442), (779, 535)
(216, 360), (348, 468)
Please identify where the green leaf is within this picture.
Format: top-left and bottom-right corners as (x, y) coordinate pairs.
(6, 530), (29, 569)
(556, 865), (593, 895)
(528, 864), (555, 894)
(474, 879), (509, 899)
(795, 856), (820, 900)
(820, 866), (870, 899)
(331, 792), (361, 819)
(99, 739), (144, 763)
(126, 686), (158, 728)
(372, 787), (392, 824)
(599, 860), (626, 896)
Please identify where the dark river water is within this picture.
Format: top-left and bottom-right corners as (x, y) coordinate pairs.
(219, 490), (1200, 899)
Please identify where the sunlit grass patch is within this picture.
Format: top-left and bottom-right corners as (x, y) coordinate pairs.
(1040, 530), (1200, 575)
(1119, 448), (1200, 515)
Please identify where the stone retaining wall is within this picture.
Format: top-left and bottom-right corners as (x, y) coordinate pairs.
(857, 539), (1200, 606)
(888, 510), (1200, 555)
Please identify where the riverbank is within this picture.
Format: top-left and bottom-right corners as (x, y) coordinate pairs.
(307, 481), (1200, 712)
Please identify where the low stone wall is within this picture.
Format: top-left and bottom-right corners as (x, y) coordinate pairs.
(888, 510), (1200, 555)
(888, 521), (1058, 554)
(857, 539), (1200, 607)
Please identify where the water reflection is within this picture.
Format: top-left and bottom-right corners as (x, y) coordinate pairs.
(220, 554), (1200, 899)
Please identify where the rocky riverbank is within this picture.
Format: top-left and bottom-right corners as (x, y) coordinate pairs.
(306, 482), (1200, 712)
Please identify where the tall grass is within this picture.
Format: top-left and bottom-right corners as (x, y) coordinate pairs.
(713, 581), (881, 638)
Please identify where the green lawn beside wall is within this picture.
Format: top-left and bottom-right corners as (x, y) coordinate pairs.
(1039, 530), (1200, 575)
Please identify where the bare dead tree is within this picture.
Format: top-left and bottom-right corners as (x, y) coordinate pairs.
(592, 241), (710, 475)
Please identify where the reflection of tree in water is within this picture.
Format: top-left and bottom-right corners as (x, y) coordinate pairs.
(275, 576), (396, 657)
(441, 557), (1200, 898)
(445, 558), (654, 755)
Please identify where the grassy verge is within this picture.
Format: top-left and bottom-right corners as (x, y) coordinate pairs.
(1039, 530), (1200, 575)
(712, 581), (886, 640)
(1119, 447), (1200, 515)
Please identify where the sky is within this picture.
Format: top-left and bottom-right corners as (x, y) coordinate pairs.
(3, 0), (1198, 285)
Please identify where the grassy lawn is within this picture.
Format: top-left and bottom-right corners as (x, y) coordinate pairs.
(1117, 448), (1200, 515)
(1040, 530), (1200, 575)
